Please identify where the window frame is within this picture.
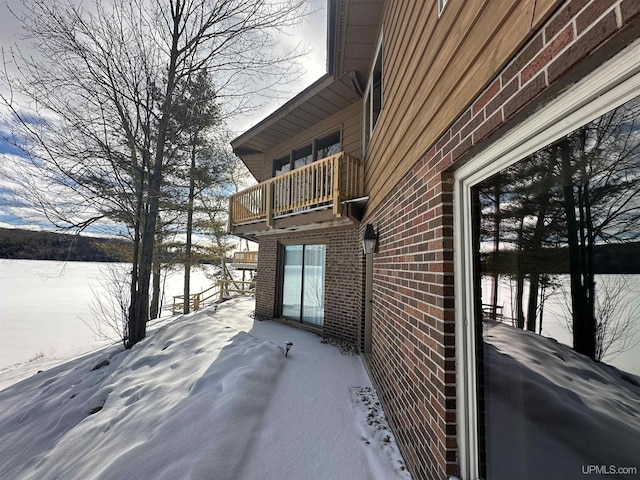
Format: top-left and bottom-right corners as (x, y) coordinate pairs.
(363, 33), (384, 156)
(271, 128), (343, 177)
(438, 0), (448, 17)
(453, 40), (640, 480)
(279, 242), (326, 326)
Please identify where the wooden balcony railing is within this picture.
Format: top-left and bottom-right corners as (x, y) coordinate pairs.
(232, 251), (258, 264)
(229, 152), (363, 228)
(172, 279), (256, 315)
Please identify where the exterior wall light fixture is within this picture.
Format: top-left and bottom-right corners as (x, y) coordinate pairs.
(362, 224), (377, 353)
(362, 224), (378, 255)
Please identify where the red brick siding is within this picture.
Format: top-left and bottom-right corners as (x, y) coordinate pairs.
(255, 238), (278, 320)
(365, 1), (640, 479)
(364, 169), (456, 480)
(254, 227), (364, 346)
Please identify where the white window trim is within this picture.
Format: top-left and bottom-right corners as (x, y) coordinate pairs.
(362, 33), (384, 156)
(453, 38), (640, 480)
(438, 0), (448, 17)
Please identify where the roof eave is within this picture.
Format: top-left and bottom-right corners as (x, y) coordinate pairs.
(231, 73), (334, 152)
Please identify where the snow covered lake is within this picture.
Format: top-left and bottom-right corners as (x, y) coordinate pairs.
(0, 259), (216, 369)
(482, 274), (640, 375)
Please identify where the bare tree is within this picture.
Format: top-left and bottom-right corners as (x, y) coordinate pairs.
(594, 276), (640, 362)
(559, 275), (640, 362)
(87, 263), (132, 346)
(1, 0), (309, 347)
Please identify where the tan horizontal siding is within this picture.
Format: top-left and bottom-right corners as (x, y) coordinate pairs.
(342, 104), (363, 157)
(260, 101), (362, 179)
(363, 0), (563, 214)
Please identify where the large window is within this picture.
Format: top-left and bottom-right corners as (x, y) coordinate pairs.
(281, 244), (326, 326)
(454, 47), (640, 480)
(272, 131), (341, 177)
(473, 98), (640, 478)
(315, 131), (341, 160)
(363, 36), (383, 154)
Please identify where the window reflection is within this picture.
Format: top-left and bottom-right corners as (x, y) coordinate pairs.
(273, 155), (290, 177)
(315, 131), (341, 160)
(473, 96), (640, 479)
(281, 244), (325, 326)
(293, 144), (313, 169)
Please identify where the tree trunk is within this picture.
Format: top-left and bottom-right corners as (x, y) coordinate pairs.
(183, 138), (197, 314)
(515, 216), (525, 329)
(559, 140), (595, 359)
(491, 178), (501, 319)
(526, 274), (539, 332)
(127, 156), (146, 348)
(516, 271), (525, 329)
(526, 191), (551, 332)
(128, 8), (182, 347)
(538, 280), (547, 335)
(150, 225), (162, 320)
(582, 180), (597, 358)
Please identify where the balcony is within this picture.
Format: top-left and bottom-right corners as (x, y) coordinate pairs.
(228, 152), (364, 238)
(229, 251), (258, 270)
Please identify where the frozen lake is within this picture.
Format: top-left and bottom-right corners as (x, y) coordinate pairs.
(482, 274), (640, 375)
(0, 259), (217, 369)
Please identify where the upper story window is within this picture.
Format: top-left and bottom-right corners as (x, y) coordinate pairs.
(273, 130), (342, 177)
(293, 144), (313, 169)
(273, 155), (290, 177)
(363, 36), (383, 154)
(315, 131), (341, 160)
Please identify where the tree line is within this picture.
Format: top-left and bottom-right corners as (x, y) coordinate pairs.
(477, 97), (640, 361)
(0, 227), (131, 262)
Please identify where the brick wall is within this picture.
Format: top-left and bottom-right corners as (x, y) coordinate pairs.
(365, 1), (640, 479)
(364, 169), (456, 479)
(255, 237), (278, 320)
(254, 226), (364, 346)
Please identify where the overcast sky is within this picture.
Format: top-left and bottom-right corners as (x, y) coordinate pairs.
(0, 0), (328, 135)
(0, 0), (328, 231)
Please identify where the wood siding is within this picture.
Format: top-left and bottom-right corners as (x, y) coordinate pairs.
(363, 0), (563, 214)
(260, 101), (362, 180)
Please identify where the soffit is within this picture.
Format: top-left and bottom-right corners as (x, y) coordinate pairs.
(231, 72), (362, 180)
(230, 0), (384, 181)
(334, 0), (384, 86)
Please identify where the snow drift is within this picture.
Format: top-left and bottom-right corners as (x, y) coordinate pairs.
(484, 320), (640, 479)
(0, 298), (411, 480)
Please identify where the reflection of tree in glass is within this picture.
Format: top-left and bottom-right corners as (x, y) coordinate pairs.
(478, 97), (640, 360)
(556, 100), (640, 359)
(558, 275), (640, 362)
(478, 150), (564, 332)
(302, 246), (325, 324)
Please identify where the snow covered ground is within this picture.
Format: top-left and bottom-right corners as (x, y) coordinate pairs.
(0, 297), (411, 480)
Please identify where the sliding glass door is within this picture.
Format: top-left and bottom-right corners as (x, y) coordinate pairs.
(453, 62), (640, 480)
(281, 244), (326, 326)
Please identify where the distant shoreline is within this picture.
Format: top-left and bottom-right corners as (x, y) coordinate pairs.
(0, 227), (131, 262)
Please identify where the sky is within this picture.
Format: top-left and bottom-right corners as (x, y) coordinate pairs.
(0, 0), (328, 135)
(0, 0), (328, 233)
